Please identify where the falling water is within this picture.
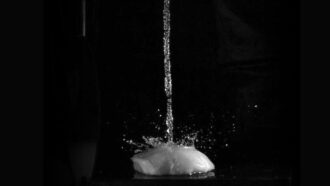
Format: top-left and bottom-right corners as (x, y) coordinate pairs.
(163, 0), (173, 142)
(123, 0), (219, 155)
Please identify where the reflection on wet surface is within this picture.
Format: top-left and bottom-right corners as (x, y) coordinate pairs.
(92, 174), (292, 186)
(133, 171), (216, 179)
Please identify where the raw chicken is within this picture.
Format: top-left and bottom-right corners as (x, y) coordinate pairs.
(131, 143), (215, 175)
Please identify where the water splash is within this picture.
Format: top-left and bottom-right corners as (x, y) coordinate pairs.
(163, 0), (173, 142)
(121, 1), (234, 174)
(121, 109), (239, 157)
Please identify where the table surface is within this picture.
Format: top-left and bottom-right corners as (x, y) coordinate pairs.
(91, 165), (295, 186)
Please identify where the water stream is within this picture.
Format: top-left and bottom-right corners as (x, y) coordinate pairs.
(163, 0), (174, 142)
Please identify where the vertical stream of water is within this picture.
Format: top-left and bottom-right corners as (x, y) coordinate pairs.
(163, 0), (173, 142)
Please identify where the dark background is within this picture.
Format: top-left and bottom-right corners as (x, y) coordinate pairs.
(45, 0), (299, 184)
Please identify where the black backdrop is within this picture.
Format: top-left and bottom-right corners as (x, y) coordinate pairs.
(45, 0), (299, 182)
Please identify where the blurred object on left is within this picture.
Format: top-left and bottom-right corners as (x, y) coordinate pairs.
(45, 0), (101, 186)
